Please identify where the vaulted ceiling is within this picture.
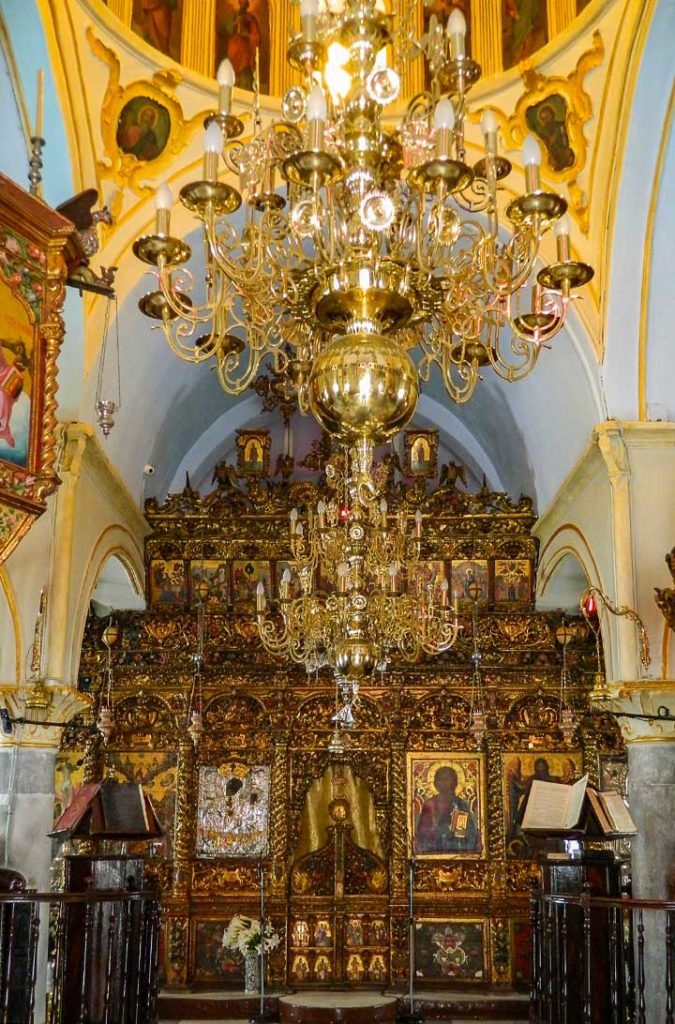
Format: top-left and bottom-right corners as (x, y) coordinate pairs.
(1, 0), (673, 516)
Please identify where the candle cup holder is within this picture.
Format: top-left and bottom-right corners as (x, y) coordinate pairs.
(133, 234), (192, 267)
(179, 180), (242, 218)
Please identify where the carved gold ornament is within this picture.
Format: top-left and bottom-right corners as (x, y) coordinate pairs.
(485, 32), (604, 234)
(87, 28), (213, 198)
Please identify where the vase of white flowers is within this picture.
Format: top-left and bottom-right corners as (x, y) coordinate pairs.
(222, 915), (281, 993)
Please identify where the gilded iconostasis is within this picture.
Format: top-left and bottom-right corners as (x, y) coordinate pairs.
(59, 425), (626, 991)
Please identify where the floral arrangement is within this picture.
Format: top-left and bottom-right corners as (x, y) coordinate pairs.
(222, 915), (281, 957)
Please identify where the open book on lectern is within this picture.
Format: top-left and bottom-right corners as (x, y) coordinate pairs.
(521, 774), (637, 837)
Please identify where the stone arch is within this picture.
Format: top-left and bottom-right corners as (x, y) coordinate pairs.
(68, 525), (145, 687)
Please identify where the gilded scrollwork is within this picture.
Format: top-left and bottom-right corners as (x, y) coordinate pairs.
(87, 27), (214, 200)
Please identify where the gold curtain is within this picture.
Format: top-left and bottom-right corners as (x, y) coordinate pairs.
(292, 765), (384, 863)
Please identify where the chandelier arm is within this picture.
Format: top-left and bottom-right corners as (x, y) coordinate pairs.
(155, 266), (223, 328)
(205, 220), (267, 287)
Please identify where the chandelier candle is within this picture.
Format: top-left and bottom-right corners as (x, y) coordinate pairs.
(203, 121), (222, 182)
(447, 8), (466, 60)
(155, 183), (173, 236)
(217, 58), (235, 116)
(301, 0), (319, 43)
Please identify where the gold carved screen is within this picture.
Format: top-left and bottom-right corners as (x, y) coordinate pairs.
(67, 456), (623, 991)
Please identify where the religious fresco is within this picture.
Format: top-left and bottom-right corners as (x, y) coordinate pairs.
(193, 920), (244, 983)
(131, 0), (183, 64)
(236, 428), (271, 477)
(0, 277), (34, 468)
(494, 559), (532, 605)
(116, 96), (171, 162)
(190, 560), (230, 608)
(404, 429), (438, 479)
(54, 753), (86, 825)
(232, 559), (271, 609)
(414, 920), (486, 981)
(148, 558), (187, 605)
(502, 752), (582, 859)
(196, 763), (270, 857)
(502, 0), (548, 71)
(410, 560), (447, 594)
(525, 93), (574, 172)
(408, 753), (485, 859)
(451, 559), (489, 605)
(215, 0), (270, 93)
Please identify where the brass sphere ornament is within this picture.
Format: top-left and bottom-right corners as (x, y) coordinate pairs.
(308, 332), (419, 443)
(334, 637), (379, 680)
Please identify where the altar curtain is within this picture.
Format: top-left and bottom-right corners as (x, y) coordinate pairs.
(292, 766), (384, 862)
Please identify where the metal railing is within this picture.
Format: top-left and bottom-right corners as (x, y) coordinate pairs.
(0, 887), (160, 1024)
(530, 884), (675, 1024)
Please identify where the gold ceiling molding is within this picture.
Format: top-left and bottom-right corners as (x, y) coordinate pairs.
(484, 31), (604, 235)
(87, 26), (212, 198)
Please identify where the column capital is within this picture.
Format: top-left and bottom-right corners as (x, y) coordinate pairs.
(594, 420), (630, 481)
(591, 679), (675, 743)
(0, 683), (92, 750)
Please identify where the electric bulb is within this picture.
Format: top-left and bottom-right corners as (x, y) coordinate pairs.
(300, 0), (319, 15)
(480, 109), (498, 137)
(204, 120), (223, 153)
(306, 84), (327, 121)
(522, 135), (541, 166)
(282, 568), (291, 584)
(447, 9), (466, 38)
(434, 98), (455, 131)
(155, 182), (173, 209)
(217, 59), (235, 87)
(447, 8), (466, 59)
(554, 213), (571, 237)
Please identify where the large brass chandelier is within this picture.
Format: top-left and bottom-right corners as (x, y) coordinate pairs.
(134, 0), (593, 422)
(255, 440), (461, 677)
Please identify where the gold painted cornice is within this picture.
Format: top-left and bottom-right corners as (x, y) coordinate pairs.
(591, 679), (675, 744)
(0, 683), (92, 749)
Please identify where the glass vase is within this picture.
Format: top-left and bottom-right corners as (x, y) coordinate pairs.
(244, 950), (260, 994)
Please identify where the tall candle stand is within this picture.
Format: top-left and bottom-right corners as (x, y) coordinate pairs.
(250, 861), (278, 1024)
(398, 858), (425, 1024)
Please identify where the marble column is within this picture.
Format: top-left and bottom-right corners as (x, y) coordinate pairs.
(0, 688), (90, 1024)
(628, 739), (675, 1022)
(0, 744), (59, 1024)
(601, 681), (675, 1023)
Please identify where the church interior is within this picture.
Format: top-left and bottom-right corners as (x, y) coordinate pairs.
(0, 0), (673, 1021)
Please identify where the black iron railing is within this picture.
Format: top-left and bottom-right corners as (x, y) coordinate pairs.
(0, 887), (160, 1024)
(530, 884), (675, 1024)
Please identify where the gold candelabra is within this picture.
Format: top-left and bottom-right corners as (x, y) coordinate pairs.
(134, 0), (593, 432)
(256, 441), (461, 677)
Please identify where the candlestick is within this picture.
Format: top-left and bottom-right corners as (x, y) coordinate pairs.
(36, 69), (44, 139)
